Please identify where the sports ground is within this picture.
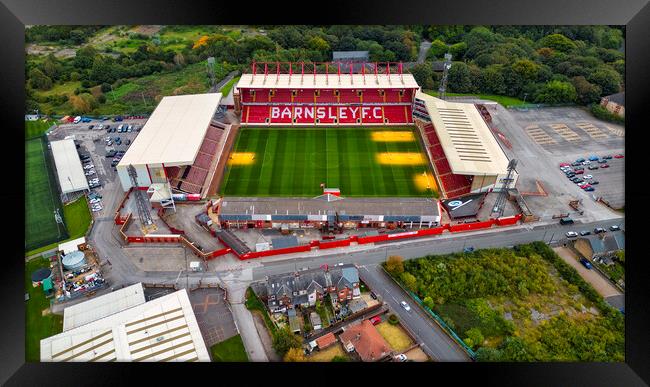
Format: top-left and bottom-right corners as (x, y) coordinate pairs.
(220, 127), (438, 197)
(25, 137), (67, 251)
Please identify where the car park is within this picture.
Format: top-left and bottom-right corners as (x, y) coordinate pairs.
(603, 155), (613, 159)
(588, 156), (599, 161)
(600, 164), (610, 168)
(580, 230), (591, 236)
(589, 180), (599, 185)
(576, 158), (585, 163)
(579, 258), (593, 270)
(574, 169), (584, 174)
(579, 183), (591, 189)
(594, 227), (606, 234)
(559, 162), (570, 167)
(565, 231), (578, 238)
(588, 165), (599, 170)
(125, 139), (131, 145)
(610, 225), (621, 231)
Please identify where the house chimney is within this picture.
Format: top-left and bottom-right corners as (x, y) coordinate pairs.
(356, 333), (361, 341)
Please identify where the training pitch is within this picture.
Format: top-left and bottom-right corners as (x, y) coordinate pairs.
(220, 127), (437, 197)
(25, 137), (67, 251)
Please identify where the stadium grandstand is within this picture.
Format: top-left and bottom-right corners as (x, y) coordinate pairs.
(116, 93), (230, 199)
(234, 62), (417, 126)
(413, 91), (517, 198)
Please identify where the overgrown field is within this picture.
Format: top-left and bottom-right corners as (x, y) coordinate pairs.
(221, 127), (437, 197)
(385, 242), (625, 361)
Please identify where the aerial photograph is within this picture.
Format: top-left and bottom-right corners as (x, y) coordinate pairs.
(24, 25), (625, 363)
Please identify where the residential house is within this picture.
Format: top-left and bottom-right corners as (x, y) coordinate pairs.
(315, 332), (337, 350)
(265, 264), (360, 314)
(338, 320), (391, 362)
(574, 231), (624, 260)
(600, 92), (625, 117)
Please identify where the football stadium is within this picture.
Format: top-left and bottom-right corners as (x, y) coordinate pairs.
(116, 61), (518, 234)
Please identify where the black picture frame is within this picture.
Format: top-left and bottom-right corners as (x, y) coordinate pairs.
(2, 0), (648, 385)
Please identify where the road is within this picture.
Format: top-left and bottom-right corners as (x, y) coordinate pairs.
(359, 264), (469, 361)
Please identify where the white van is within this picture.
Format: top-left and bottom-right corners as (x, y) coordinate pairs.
(117, 124), (124, 131)
(73, 116), (82, 124)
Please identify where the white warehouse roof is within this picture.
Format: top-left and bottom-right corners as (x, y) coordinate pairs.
(62, 283), (146, 331)
(415, 91), (510, 176)
(41, 287), (210, 362)
(58, 236), (86, 255)
(50, 139), (89, 194)
(118, 93), (222, 168)
(237, 73), (419, 90)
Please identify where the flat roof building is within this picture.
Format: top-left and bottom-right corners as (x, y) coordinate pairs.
(41, 286), (209, 362)
(50, 139), (89, 194)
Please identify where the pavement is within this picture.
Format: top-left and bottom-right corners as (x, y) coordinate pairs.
(359, 264), (469, 361)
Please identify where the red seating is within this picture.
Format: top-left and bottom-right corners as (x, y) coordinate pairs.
(269, 105), (293, 124)
(246, 105), (271, 124)
(205, 126), (224, 142)
(362, 90), (384, 103)
(423, 124), (435, 133)
(434, 158), (452, 176)
(384, 90), (402, 103)
(179, 181), (202, 194)
(361, 106), (384, 124)
(200, 139), (218, 155)
(317, 89), (338, 103)
(383, 105), (412, 124)
(426, 132), (440, 146)
(240, 89), (258, 103)
(429, 144), (446, 161)
(292, 90), (315, 104)
(339, 89), (360, 103)
(271, 89), (292, 103)
(314, 105), (337, 124)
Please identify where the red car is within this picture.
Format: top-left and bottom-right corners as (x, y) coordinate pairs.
(600, 164), (610, 168)
(369, 316), (382, 325)
(574, 169), (584, 174)
(559, 162), (570, 167)
(579, 183), (591, 189)
(614, 154), (624, 159)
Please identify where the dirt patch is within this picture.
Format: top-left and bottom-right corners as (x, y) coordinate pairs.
(404, 346), (430, 362)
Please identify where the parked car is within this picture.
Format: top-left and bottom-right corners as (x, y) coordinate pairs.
(394, 354), (408, 362)
(614, 154), (624, 158)
(610, 225), (621, 231)
(603, 155), (613, 159)
(400, 301), (411, 312)
(125, 139), (131, 145)
(584, 187), (595, 192)
(113, 116), (123, 122)
(600, 164), (610, 168)
(574, 169), (584, 174)
(369, 316), (381, 325)
(580, 230), (591, 236)
(576, 158), (586, 163)
(107, 140), (112, 146)
(106, 150), (117, 157)
(565, 231), (578, 238)
(81, 117), (92, 123)
(88, 125), (94, 130)
(579, 183), (591, 189)
(559, 162), (570, 167)
(579, 257), (593, 270)
(370, 292), (377, 300)
(588, 165), (599, 170)
(598, 159), (608, 164)
(566, 173), (576, 178)
(84, 164), (94, 169)
(73, 116), (82, 124)
(127, 125), (133, 132)
(588, 156), (599, 161)
(559, 217), (574, 225)
(583, 174), (593, 180)
(594, 227), (606, 234)
(590, 180), (599, 185)
(574, 179), (584, 185)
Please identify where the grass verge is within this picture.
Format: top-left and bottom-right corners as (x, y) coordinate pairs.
(210, 335), (249, 362)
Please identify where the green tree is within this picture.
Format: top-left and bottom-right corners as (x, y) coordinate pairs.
(449, 42), (468, 59)
(28, 68), (52, 90)
(283, 347), (306, 362)
(538, 33), (577, 52)
(479, 65), (506, 95)
(571, 76), (602, 105)
(427, 39), (448, 59)
(410, 62), (435, 90)
(423, 296), (435, 310)
(331, 355), (349, 362)
(475, 347), (502, 361)
(400, 272), (417, 291)
(448, 61), (473, 93)
(587, 66), (622, 96)
(534, 80), (577, 104)
(464, 327), (485, 349)
(511, 59), (540, 81)
(40, 54), (63, 80)
(308, 36), (330, 52)
(272, 326), (302, 357)
(386, 255), (404, 275)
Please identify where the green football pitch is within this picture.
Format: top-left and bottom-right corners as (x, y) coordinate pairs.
(25, 137), (67, 251)
(220, 127), (437, 197)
